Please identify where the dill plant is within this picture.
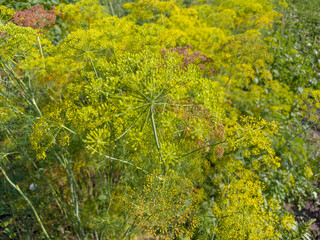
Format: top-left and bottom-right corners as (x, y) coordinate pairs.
(2, 0), (318, 239)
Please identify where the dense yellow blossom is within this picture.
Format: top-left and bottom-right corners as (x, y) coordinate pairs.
(213, 176), (293, 239)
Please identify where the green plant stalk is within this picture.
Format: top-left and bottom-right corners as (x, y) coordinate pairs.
(87, 145), (148, 173)
(179, 140), (226, 159)
(2, 62), (43, 117)
(1, 63), (33, 107)
(37, 36), (45, 60)
(0, 166), (51, 239)
(31, 97), (43, 117)
(37, 35), (46, 79)
(0, 92), (31, 119)
(54, 152), (84, 238)
(3, 124), (80, 236)
(115, 106), (147, 141)
(122, 216), (139, 239)
(66, 159), (82, 231)
(90, 56), (99, 79)
(1, 124), (68, 216)
(109, 1), (115, 15)
(150, 106), (163, 159)
(3, 175), (22, 239)
(2, 66), (81, 233)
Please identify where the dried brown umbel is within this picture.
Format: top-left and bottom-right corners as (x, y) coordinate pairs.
(216, 145), (224, 158)
(164, 98), (225, 155)
(0, 32), (6, 40)
(11, 5), (60, 31)
(161, 45), (216, 74)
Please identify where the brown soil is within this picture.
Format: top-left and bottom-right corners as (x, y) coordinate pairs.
(285, 195), (320, 239)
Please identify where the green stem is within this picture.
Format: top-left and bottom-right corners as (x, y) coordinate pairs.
(87, 145), (148, 173)
(54, 153), (84, 238)
(150, 106), (163, 159)
(90, 56), (99, 79)
(3, 175), (22, 239)
(179, 140), (226, 159)
(109, 1), (115, 16)
(0, 166), (51, 239)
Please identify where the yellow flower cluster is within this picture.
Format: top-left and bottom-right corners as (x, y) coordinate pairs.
(126, 170), (199, 239)
(225, 116), (281, 168)
(299, 88), (320, 123)
(213, 175), (294, 239)
(56, 0), (108, 32)
(30, 109), (71, 159)
(0, 5), (15, 22)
